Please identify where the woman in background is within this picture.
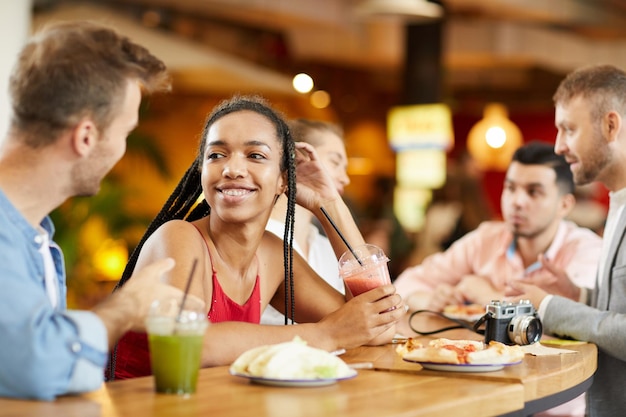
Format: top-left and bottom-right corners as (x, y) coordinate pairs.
(262, 118), (350, 325)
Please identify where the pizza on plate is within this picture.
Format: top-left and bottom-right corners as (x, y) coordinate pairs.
(443, 304), (486, 320)
(394, 337), (425, 357)
(396, 337), (525, 365)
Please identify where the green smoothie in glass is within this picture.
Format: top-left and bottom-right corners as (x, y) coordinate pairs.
(149, 333), (204, 394)
(146, 296), (208, 395)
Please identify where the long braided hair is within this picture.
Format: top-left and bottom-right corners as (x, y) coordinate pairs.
(107, 96), (296, 379)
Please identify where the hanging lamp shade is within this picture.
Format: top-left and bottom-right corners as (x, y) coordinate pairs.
(467, 103), (523, 171)
(354, 0), (444, 21)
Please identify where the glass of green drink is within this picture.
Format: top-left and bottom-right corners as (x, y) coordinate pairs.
(146, 296), (208, 395)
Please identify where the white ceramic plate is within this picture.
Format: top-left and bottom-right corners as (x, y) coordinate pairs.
(229, 369), (358, 387)
(402, 359), (522, 373)
(442, 312), (484, 322)
(442, 304), (486, 322)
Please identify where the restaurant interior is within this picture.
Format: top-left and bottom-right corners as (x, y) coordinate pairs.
(24, 0), (626, 307)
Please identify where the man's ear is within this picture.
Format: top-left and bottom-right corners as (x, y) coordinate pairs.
(70, 119), (98, 157)
(604, 111), (622, 143)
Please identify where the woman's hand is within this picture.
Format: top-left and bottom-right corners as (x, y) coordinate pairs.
(318, 284), (405, 348)
(293, 142), (339, 210)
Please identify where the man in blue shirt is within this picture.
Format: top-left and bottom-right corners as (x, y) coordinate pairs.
(0, 21), (186, 400)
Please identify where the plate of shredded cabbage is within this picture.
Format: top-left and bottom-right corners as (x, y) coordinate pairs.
(229, 336), (357, 387)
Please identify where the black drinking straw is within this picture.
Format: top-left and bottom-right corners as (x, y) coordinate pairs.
(320, 207), (363, 266)
(176, 258), (198, 322)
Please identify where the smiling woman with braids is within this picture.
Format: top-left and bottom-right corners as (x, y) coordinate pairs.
(107, 96), (404, 379)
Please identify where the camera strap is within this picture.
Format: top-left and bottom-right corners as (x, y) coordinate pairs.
(408, 309), (490, 336)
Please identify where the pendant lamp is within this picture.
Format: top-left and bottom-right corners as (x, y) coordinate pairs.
(354, 0), (444, 21)
(467, 103), (522, 171)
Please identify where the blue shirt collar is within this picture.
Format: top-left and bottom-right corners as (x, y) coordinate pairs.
(0, 188), (55, 240)
(506, 238), (542, 276)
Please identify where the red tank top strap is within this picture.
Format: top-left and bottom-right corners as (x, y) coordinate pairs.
(190, 223), (217, 275)
(190, 223), (262, 324)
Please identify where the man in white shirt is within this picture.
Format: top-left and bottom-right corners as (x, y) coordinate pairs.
(262, 119), (350, 324)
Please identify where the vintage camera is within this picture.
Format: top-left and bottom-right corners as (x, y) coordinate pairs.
(484, 300), (542, 345)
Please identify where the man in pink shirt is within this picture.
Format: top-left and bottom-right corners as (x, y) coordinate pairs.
(395, 141), (602, 313)
(397, 140), (600, 417)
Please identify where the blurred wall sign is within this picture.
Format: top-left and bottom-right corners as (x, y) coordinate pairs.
(387, 103), (453, 188)
(388, 103), (453, 150)
(387, 103), (453, 232)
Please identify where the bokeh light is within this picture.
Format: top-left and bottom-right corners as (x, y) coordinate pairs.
(310, 90), (331, 108)
(485, 126), (506, 148)
(292, 73), (314, 94)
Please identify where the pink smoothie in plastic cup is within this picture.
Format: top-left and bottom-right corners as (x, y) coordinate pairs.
(339, 244), (391, 296)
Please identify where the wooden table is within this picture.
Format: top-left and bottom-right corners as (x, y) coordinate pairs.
(0, 366), (523, 417)
(0, 314), (596, 417)
(343, 343), (595, 417)
(391, 311), (597, 416)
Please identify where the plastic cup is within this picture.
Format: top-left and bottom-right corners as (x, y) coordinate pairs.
(146, 296), (208, 395)
(338, 244), (391, 296)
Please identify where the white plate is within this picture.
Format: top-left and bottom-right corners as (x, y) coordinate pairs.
(402, 359), (522, 373)
(442, 312), (484, 322)
(442, 304), (486, 322)
(229, 369), (358, 387)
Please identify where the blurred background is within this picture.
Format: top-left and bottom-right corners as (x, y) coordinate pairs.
(1, 0), (622, 307)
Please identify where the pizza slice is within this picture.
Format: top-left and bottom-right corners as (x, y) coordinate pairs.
(398, 338), (525, 365)
(467, 341), (525, 364)
(399, 338), (483, 364)
(429, 338), (483, 350)
(402, 345), (464, 364)
(394, 337), (424, 357)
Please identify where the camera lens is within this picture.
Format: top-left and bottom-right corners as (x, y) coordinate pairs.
(508, 315), (542, 345)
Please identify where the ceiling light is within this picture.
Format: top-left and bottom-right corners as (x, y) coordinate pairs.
(354, 0), (444, 22)
(467, 103), (523, 171)
(292, 73), (314, 94)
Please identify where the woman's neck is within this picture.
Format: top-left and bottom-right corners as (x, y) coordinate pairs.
(203, 216), (261, 275)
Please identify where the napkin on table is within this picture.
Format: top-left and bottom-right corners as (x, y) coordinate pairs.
(522, 343), (579, 356)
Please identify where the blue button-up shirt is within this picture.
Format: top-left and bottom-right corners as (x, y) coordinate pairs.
(0, 189), (108, 400)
